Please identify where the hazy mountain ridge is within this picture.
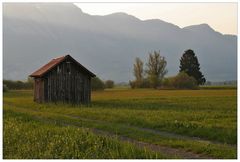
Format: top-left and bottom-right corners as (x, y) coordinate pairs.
(3, 3), (237, 82)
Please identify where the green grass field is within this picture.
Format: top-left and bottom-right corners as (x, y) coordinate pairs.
(3, 88), (237, 159)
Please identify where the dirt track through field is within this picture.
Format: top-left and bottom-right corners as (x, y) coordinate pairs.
(34, 114), (215, 159)
(88, 128), (213, 159)
(37, 115), (212, 159)
(67, 114), (234, 147)
(3, 104), (227, 159)
(5, 101), (226, 146)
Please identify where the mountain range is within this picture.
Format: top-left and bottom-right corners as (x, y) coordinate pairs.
(3, 3), (237, 82)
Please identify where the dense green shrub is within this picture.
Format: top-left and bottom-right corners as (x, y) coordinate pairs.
(91, 77), (105, 91)
(105, 80), (114, 88)
(129, 79), (150, 89)
(162, 72), (198, 89)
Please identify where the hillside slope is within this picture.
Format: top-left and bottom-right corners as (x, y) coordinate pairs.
(3, 3), (237, 82)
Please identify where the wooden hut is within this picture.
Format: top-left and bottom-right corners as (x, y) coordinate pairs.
(30, 55), (95, 104)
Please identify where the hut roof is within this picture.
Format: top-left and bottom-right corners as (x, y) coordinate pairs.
(30, 55), (96, 77)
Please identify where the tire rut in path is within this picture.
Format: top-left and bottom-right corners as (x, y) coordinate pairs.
(37, 114), (214, 159)
(32, 114), (214, 159)
(67, 114), (234, 147)
(4, 102), (234, 147)
(3, 105), (221, 159)
(89, 128), (214, 159)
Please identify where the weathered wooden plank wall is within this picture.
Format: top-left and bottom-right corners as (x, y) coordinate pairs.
(34, 58), (91, 104)
(34, 78), (44, 103)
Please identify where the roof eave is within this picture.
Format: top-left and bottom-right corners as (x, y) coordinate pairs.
(30, 55), (96, 78)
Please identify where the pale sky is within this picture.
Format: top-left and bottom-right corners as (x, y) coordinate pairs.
(75, 3), (237, 35)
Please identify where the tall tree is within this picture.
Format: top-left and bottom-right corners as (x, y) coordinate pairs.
(133, 57), (144, 87)
(146, 51), (167, 88)
(179, 49), (206, 85)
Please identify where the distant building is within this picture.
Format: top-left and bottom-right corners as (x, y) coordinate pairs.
(30, 55), (95, 104)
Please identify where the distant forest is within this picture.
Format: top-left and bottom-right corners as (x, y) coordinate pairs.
(3, 78), (236, 92)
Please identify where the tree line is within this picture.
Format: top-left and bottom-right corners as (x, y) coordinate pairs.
(130, 49), (206, 89)
(3, 77), (34, 92)
(3, 49), (205, 91)
(3, 77), (115, 92)
(91, 78), (115, 91)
